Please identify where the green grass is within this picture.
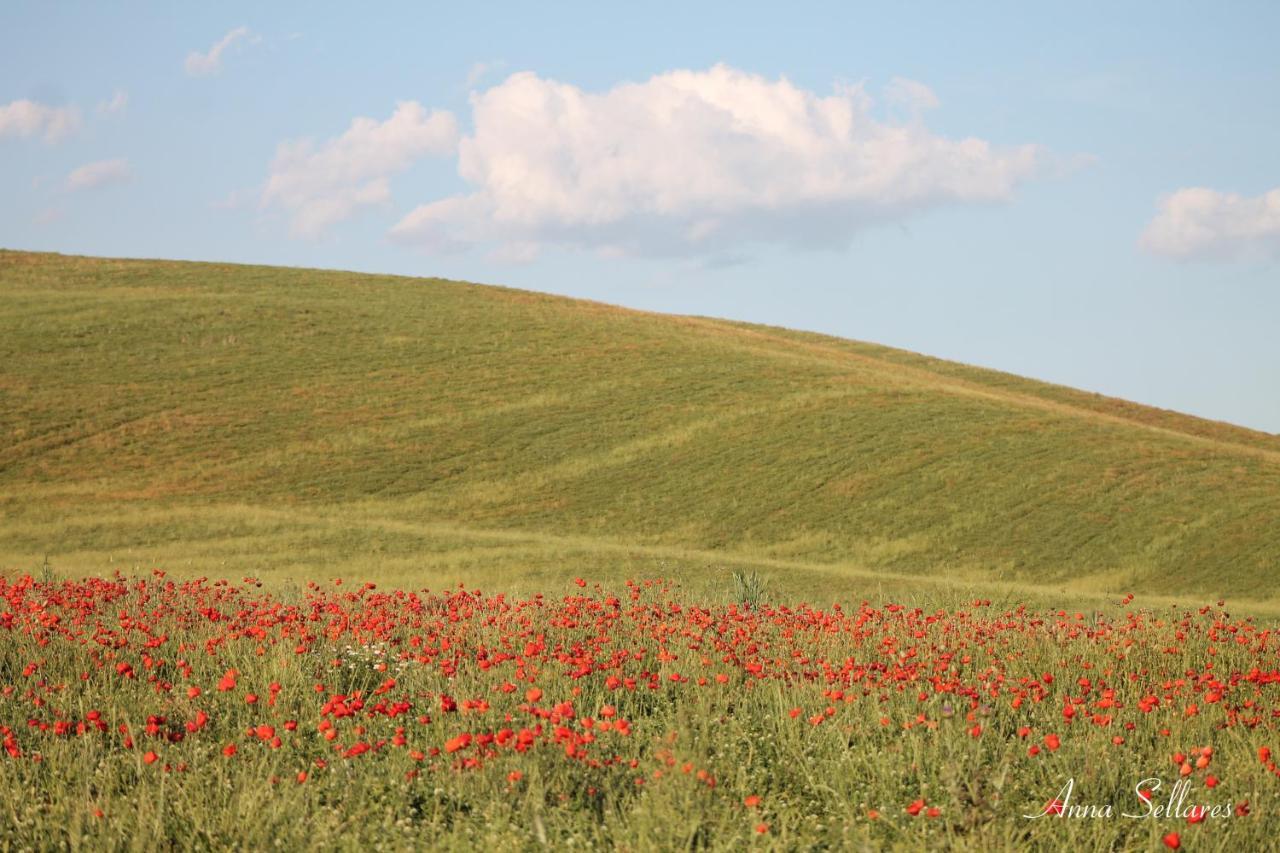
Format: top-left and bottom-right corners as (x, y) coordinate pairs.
(2, 248), (1278, 607)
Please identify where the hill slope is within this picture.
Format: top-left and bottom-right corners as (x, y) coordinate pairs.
(2, 249), (1277, 602)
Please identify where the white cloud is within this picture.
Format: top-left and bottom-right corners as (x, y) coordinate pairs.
(65, 158), (132, 191)
(390, 65), (1041, 259)
(1142, 186), (1280, 261)
(0, 98), (80, 142)
(185, 26), (252, 76)
(261, 101), (459, 237)
(97, 90), (128, 114)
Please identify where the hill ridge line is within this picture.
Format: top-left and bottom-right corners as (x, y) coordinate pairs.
(6, 249), (1273, 460)
(675, 316), (1280, 465)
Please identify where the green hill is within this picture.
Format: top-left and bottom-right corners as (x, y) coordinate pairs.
(2, 249), (1277, 604)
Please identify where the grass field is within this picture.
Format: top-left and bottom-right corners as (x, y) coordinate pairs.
(3, 249), (1280, 849)
(2, 249), (1279, 609)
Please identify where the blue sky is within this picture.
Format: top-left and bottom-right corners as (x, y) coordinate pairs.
(3, 2), (1278, 432)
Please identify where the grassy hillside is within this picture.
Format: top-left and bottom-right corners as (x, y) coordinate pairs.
(1, 249), (1277, 604)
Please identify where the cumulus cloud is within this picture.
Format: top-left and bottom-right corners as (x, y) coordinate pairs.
(185, 26), (252, 76)
(390, 65), (1041, 259)
(65, 158), (132, 191)
(261, 101), (459, 237)
(1141, 186), (1280, 261)
(0, 98), (80, 142)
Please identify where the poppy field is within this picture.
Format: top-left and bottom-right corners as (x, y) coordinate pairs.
(2, 572), (1279, 850)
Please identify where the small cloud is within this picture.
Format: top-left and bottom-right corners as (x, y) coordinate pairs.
(97, 90), (128, 114)
(261, 101), (458, 238)
(65, 158), (132, 191)
(466, 60), (506, 89)
(0, 98), (81, 143)
(1141, 186), (1280, 261)
(884, 76), (940, 111)
(33, 207), (64, 226)
(185, 26), (252, 76)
